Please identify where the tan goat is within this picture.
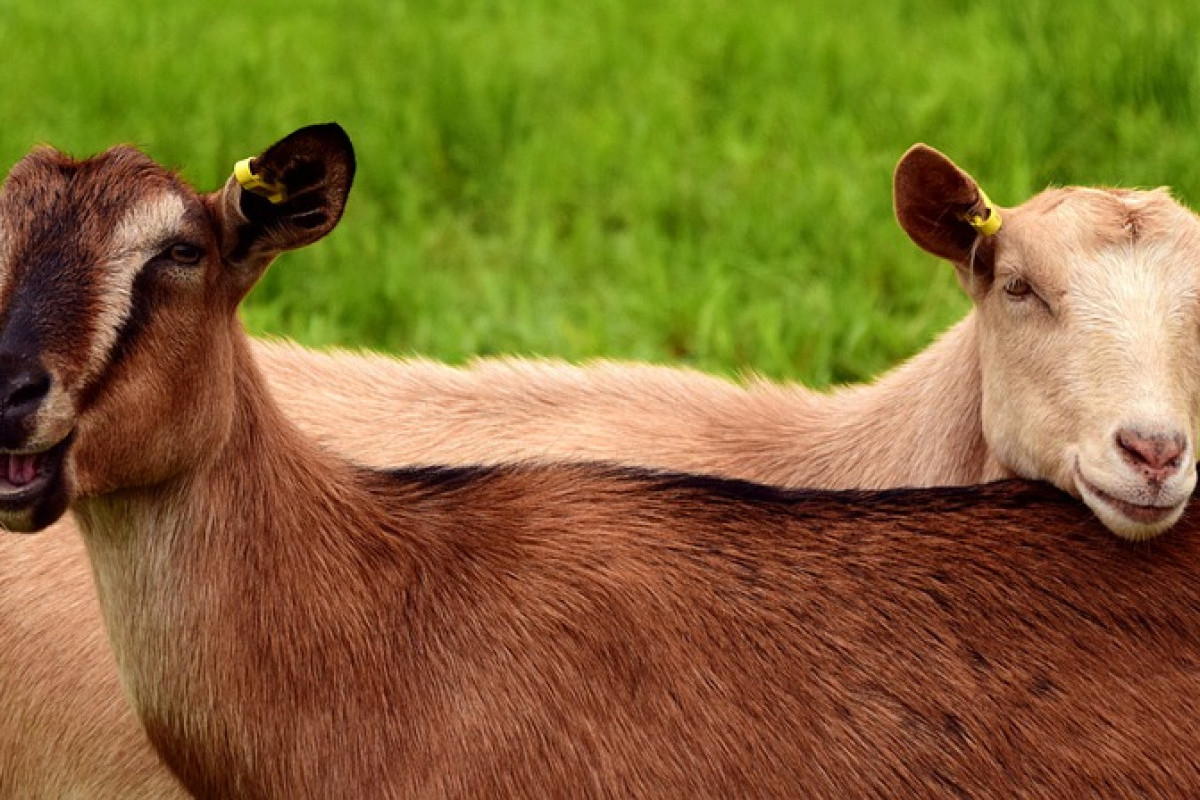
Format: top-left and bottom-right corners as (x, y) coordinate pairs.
(257, 147), (1200, 543)
(5, 125), (1200, 798)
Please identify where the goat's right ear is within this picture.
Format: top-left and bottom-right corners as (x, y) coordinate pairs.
(213, 123), (355, 292)
(893, 144), (1000, 283)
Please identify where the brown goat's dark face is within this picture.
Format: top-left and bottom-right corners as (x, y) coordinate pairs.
(0, 125), (355, 532)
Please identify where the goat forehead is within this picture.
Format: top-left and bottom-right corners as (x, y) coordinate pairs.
(1020, 187), (1198, 250)
(1011, 189), (1200, 297)
(0, 148), (190, 291)
(0, 147), (183, 253)
(1070, 242), (1200, 321)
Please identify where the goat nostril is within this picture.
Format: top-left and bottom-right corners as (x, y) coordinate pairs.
(1115, 428), (1186, 474)
(1, 367), (50, 417)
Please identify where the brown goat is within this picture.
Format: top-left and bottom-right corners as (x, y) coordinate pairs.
(3, 126), (1200, 798)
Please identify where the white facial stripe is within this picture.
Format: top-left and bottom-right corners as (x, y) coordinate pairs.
(111, 190), (189, 257)
(0, 220), (11, 303)
(80, 191), (188, 386)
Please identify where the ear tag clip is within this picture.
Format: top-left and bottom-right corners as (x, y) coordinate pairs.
(961, 187), (1002, 236)
(234, 157), (288, 204)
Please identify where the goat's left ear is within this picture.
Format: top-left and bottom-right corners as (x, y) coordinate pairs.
(213, 123), (355, 292)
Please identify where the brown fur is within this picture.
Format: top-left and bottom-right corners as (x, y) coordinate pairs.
(56, 331), (1200, 796)
(59, 371), (1200, 797)
(0, 328), (989, 798)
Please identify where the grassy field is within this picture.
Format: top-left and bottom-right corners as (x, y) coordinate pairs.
(1, 1), (1199, 385)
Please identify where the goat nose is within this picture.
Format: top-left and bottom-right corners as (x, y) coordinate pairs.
(0, 363), (50, 424)
(1115, 428), (1187, 482)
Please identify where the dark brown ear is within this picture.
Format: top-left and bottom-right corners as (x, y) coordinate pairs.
(893, 144), (998, 279)
(213, 123), (355, 295)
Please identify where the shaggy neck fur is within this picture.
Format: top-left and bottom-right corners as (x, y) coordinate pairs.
(748, 312), (1005, 489)
(269, 313), (1006, 492)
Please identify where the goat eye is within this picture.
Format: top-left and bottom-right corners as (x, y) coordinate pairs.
(166, 243), (203, 265)
(1003, 277), (1033, 299)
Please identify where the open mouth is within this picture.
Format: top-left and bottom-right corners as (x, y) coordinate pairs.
(1075, 463), (1185, 527)
(0, 433), (72, 512)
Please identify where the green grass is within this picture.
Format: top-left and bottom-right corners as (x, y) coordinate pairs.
(2, 0), (1200, 385)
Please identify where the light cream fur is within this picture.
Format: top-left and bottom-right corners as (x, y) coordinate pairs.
(263, 326), (997, 488)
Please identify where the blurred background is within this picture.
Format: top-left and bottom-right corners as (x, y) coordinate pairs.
(2, 0), (1198, 385)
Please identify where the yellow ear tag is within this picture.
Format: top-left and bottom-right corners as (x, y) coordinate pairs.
(961, 187), (1002, 236)
(233, 157), (288, 205)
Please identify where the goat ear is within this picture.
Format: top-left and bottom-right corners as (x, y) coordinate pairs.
(213, 123), (355, 289)
(893, 144), (999, 284)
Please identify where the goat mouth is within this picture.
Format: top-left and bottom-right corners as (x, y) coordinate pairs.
(1074, 464), (1185, 530)
(0, 433), (72, 513)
